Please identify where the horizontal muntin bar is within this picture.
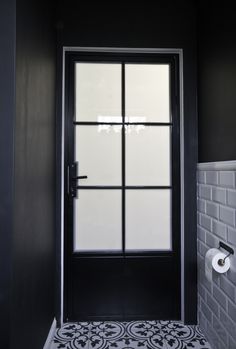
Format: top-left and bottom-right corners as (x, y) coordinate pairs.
(73, 121), (173, 126)
(77, 186), (172, 190)
(72, 251), (173, 257)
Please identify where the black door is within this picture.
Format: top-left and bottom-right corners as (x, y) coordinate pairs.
(64, 52), (180, 321)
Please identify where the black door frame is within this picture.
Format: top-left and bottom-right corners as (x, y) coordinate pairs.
(56, 47), (198, 325)
(63, 50), (181, 321)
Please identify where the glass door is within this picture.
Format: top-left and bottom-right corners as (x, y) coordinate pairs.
(65, 53), (180, 321)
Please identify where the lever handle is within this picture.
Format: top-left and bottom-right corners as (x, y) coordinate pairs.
(69, 162), (87, 198)
(72, 175), (88, 180)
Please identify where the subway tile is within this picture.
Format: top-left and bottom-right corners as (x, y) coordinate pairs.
(227, 268), (236, 286)
(229, 335), (236, 349)
(198, 170), (206, 184)
(212, 315), (228, 344)
(228, 254), (236, 270)
(197, 226), (206, 242)
(197, 212), (200, 225)
(227, 226), (236, 246)
(213, 274), (221, 288)
(197, 198), (206, 213)
(197, 184), (200, 198)
(220, 276), (235, 302)
(201, 214), (212, 232)
(206, 171), (218, 185)
(228, 300), (236, 322)
(198, 264), (201, 281)
(227, 255), (236, 286)
(197, 239), (200, 252)
(205, 231), (218, 248)
(206, 321), (225, 349)
(219, 171), (235, 188)
(200, 269), (212, 293)
(198, 284), (206, 301)
(227, 189), (236, 208)
(219, 205), (235, 227)
(199, 311), (208, 333)
(220, 308), (236, 340)
(201, 299), (213, 323)
(198, 169), (236, 349)
(212, 271), (221, 287)
(212, 187), (227, 205)
(212, 220), (227, 240)
(197, 253), (205, 271)
(199, 185), (212, 200)
(206, 292), (219, 317)
(206, 201), (219, 219)
(213, 285), (227, 310)
(198, 294), (201, 307)
(199, 241), (208, 257)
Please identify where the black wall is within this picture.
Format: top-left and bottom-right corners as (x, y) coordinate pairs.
(10, 0), (56, 348)
(0, 1), (15, 347)
(57, 0), (198, 324)
(198, 2), (236, 162)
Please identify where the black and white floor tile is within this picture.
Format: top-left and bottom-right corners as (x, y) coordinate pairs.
(51, 321), (211, 349)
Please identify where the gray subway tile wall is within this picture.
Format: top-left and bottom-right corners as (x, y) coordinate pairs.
(197, 166), (236, 349)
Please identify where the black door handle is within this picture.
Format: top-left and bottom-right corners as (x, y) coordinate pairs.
(69, 162), (87, 198)
(72, 176), (88, 180)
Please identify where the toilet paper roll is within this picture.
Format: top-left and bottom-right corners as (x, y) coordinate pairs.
(205, 248), (230, 282)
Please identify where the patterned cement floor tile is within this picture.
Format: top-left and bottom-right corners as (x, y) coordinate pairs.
(51, 321), (211, 349)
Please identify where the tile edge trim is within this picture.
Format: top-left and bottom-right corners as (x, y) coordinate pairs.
(197, 160), (236, 171)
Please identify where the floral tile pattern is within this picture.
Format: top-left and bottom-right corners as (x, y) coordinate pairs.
(51, 321), (211, 349)
(160, 321), (211, 349)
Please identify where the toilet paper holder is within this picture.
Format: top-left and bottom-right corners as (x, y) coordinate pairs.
(218, 241), (234, 266)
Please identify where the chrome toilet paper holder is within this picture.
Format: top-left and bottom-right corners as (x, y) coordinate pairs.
(218, 241), (234, 266)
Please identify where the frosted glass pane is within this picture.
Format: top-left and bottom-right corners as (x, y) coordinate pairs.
(75, 126), (121, 185)
(74, 190), (122, 251)
(125, 64), (170, 122)
(76, 63), (122, 122)
(126, 126), (171, 186)
(126, 190), (171, 250)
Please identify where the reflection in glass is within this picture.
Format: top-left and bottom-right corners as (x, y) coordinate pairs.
(126, 190), (171, 250)
(74, 190), (122, 251)
(75, 126), (121, 186)
(76, 63), (122, 122)
(126, 64), (170, 122)
(126, 126), (171, 186)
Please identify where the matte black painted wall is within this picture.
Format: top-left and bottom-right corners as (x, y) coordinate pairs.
(57, 0), (198, 324)
(0, 1), (15, 347)
(198, 2), (236, 162)
(10, 1), (56, 348)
